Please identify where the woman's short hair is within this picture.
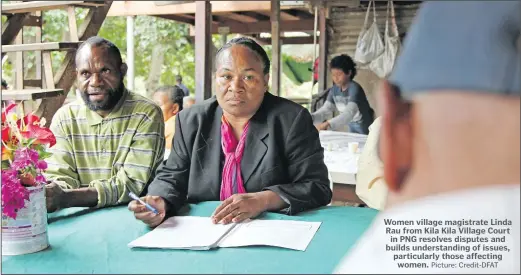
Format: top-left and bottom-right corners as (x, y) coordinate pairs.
(155, 85), (185, 111)
(330, 54), (357, 80)
(215, 37), (271, 75)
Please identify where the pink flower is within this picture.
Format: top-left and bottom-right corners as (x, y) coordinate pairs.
(1, 169), (30, 220)
(35, 174), (46, 184)
(36, 160), (48, 170)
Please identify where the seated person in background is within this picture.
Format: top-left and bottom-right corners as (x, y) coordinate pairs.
(355, 116), (387, 210)
(44, 36), (165, 212)
(129, 37), (332, 227)
(336, 1), (520, 273)
(153, 85), (184, 150)
(183, 96), (195, 109)
(311, 55), (375, 134)
(2, 79), (8, 90)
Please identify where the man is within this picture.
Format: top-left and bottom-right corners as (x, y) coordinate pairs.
(335, 1), (520, 273)
(152, 85), (184, 150)
(310, 54), (374, 134)
(175, 75), (190, 96)
(183, 96), (195, 109)
(44, 36), (165, 212)
(1, 79), (8, 90)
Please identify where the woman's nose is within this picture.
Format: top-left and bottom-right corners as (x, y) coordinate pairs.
(229, 77), (245, 92)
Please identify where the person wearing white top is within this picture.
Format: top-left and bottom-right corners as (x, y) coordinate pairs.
(335, 1), (520, 274)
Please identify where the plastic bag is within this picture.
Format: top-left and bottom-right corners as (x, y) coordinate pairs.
(370, 1), (401, 78)
(354, 1), (385, 65)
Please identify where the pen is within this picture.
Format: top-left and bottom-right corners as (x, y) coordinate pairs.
(128, 192), (159, 215)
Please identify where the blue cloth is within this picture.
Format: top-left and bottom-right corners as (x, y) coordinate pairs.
(390, 1), (521, 98)
(177, 83), (190, 97)
(2, 202), (378, 274)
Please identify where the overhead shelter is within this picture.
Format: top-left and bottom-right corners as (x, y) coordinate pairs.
(107, 0), (331, 102)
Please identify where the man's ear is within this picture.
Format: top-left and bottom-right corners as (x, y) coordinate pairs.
(379, 80), (413, 193)
(172, 103), (180, 115)
(120, 63), (128, 78)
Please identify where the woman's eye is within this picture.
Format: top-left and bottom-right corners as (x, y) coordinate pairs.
(244, 75), (254, 80)
(101, 68), (111, 74)
(81, 72), (90, 77)
(222, 75), (232, 80)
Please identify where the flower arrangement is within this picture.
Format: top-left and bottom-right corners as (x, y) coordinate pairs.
(1, 103), (56, 219)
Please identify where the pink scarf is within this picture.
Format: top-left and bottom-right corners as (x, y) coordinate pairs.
(220, 116), (250, 200)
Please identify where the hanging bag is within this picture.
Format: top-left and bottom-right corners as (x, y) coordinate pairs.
(370, 1), (401, 78)
(354, 1), (385, 65)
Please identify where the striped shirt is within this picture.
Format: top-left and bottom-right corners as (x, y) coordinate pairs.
(44, 89), (165, 208)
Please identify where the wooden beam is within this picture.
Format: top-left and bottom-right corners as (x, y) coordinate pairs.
(1, 1), (105, 15)
(1, 89), (64, 101)
(1, 42), (80, 53)
(257, 10), (301, 21)
(1, 13), (29, 46)
(318, 6), (329, 93)
(42, 52), (55, 89)
(22, 15), (43, 27)
(189, 19), (315, 35)
(194, 1), (212, 102)
(217, 12), (258, 23)
(15, 32), (23, 90)
(154, 14), (195, 25)
(257, 36), (318, 45)
(23, 79), (43, 88)
(67, 6), (79, 42)
(108, 1), (296, 17)
(271, 0), (280, 96)
(36, 1), (113, 126)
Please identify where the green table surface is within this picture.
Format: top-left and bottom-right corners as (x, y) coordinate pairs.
(2, 201), (378, 274)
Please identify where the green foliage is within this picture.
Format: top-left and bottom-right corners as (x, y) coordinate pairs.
(2, 11), (196, 93)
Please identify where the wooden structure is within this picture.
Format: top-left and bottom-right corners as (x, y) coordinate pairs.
(107, 0), (330, 101)
(1, 0), (112, 126)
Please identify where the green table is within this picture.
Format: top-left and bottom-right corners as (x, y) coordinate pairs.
(2, 202), (378, 274)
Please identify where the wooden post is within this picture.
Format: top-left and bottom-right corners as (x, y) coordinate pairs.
(318, 6), (329, 93)
(67, 6), (79, 42)
(15, 31), (23, 89)
(195, 1), (212, 102)
(36, 13), (43, 86)
(126, 16), (135, 91)
(270, 0), (281, 96)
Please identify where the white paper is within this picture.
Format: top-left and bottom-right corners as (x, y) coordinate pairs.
(128, 216), (236, 250)
(128, 217), (321, 251)
(218, 219), (321, 251)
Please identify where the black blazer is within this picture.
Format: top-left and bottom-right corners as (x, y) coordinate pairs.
(147, 92), (332, 216)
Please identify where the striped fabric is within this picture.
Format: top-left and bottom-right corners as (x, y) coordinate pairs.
(44, 90), (165, 208)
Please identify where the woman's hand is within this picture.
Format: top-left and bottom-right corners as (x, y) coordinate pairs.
(211, 193), (267, 224)
(128, 195), (167, 227)
(211, 191), (286, 224)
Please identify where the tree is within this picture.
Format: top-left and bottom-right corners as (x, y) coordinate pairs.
(2, 10), (197, 95)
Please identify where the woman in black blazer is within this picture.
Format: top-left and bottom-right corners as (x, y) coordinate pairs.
(130, 37), (332, 227)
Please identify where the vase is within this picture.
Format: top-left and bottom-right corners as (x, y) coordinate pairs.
(1, 185), (50, 255)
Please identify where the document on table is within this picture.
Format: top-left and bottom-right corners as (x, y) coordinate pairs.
(128, 216), (321, 251)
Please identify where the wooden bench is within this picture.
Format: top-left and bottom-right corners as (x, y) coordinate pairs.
(1, 89), (65, 101)
(1, 42), (81, 53)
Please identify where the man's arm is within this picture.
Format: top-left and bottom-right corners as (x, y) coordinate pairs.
(85, 111), (165, 208)
(44, 112), (82, 189)
(263, 109), (333, 215)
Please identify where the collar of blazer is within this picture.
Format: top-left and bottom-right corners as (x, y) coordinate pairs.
(196, 92), (271, 185)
